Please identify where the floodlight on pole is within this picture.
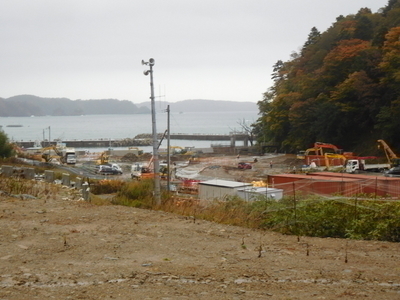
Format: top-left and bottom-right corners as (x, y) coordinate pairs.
(142, 58), (161, 205)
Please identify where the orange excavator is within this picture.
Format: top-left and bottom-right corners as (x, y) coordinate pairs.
(131, 131), (169, 180)
(304, 142), (355, 167)
(131, 156), (168, 180)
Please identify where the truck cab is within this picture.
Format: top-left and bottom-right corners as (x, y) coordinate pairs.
(131, 163), (142, 179)
(62, 147), (76, 165)
(65, 153), (77, 164)
(345, 159), (364, 173)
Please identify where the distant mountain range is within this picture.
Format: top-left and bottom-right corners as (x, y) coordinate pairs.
(0, 95), (149, 117)
(0, 95), (258, 117)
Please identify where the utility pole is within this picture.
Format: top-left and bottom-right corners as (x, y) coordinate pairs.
(43, 126), (51, 146)
(142, 58), (161, 205)
(166, 105), (171, 193)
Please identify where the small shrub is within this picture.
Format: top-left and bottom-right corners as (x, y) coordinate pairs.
(89, 194), (113, 206)
(0, 177), (45, 197)
(0, 157), (20, 164)
(112, 179), (154, 208)
(203, 196), (252, 226)
(346, 200), (400, 242)
(90, 179), (126, 195)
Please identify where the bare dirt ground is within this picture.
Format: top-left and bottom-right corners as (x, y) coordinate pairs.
(1, 155), (400, 299)
(188, 154), (299, 182)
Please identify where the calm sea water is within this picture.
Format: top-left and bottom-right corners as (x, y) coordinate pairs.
(0, 110), (259, 151)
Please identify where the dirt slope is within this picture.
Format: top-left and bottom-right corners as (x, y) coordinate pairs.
(1, 180), (399, 300)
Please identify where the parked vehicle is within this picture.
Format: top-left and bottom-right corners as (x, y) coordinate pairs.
(384, 166), (400, 177)
(296, 150), (306, 160)
(345, 159), (389, 173)
(96, 164), (122, 175)
(238, 162), (252, 169)
(108, 163), (123, 174)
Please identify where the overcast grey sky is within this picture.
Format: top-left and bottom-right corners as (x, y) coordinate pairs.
(1, 0), (388, 103)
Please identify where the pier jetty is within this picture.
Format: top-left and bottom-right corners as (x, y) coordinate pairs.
(14, 139), (151, 149)
(169, 133), (247, 141)
(14, 133), (250, 148)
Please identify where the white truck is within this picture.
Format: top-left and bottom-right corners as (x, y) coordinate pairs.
(131, 163), (142, 179)
(61, 147), (77, 165)
(345, 159), (390, 173)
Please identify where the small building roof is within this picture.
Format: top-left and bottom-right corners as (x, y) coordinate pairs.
(199, 179), (252, 188)
(237, 187), (282, 193)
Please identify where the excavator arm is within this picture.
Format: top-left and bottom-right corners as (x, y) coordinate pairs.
(96, 151), (109, 165)
(377, 140), (398, 159)
(377, 139), (400, 167)
(40, 145), (62, 163)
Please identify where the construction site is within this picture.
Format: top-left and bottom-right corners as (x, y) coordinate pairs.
(2, 141), (400, 299)
(8, 139), (400, 202)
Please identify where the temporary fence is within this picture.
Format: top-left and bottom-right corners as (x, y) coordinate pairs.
(268, 176), (400, 200)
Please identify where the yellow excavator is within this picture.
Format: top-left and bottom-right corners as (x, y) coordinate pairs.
(170, 146), (194, 155)
(96, 151), (109, 165)
(377, 139), (400, 167)
(40, 145), (62, 164)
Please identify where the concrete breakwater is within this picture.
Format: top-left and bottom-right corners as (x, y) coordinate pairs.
(15, 133), (249, 149)
(136, 133), (249, 142)
(16, 138), (152, 149)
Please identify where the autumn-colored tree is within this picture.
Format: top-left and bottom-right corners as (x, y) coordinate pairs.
(255, 2), (400, 153)
(322, 39), (370, 84)
(380, 27), (400, 81)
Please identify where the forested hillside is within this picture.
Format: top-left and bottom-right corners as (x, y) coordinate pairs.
(0, 95), (256, 117)
(255, 0), (400, 155)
